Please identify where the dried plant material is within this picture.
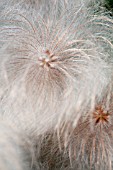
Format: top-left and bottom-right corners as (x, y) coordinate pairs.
(0, 121), (33, 170)
(56, 93), (113, 170)
(0, 0), (113, 169)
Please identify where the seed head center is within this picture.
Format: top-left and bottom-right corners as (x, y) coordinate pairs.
(93, 106), (109, 124)
(39, 49), (56, 68)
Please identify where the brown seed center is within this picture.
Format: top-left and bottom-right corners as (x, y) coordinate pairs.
(39, 49), (57, 69)
(93, 106), (109, 124)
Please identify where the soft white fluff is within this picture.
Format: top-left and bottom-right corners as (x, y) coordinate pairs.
(0, 121), (33, 170)
(0, 0), (113, 169)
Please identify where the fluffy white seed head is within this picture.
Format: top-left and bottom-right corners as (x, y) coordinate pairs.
(0, 1), (113, 170)
(0, 0), (113, 135)
(36, 88), (113, 170)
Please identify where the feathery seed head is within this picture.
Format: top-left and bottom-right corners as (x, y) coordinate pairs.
(57, 92), (113, 170)
(0, 1), (113, 169)
(0, 0), (113, 135)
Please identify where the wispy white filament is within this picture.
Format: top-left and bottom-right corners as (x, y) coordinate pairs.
(0, 0), (113, 169)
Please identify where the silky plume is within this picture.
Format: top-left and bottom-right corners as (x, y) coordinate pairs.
(0, 0), (112, 135)
(0, 1), (113, 169)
